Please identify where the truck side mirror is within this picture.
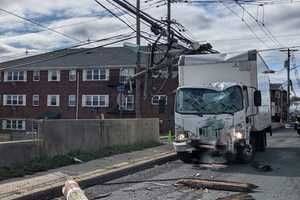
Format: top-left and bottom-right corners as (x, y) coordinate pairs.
(254, 90), (262, 107)
(159, 98), (166, 113)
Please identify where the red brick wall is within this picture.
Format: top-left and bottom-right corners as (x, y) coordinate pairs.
(0, 69), (178, 133)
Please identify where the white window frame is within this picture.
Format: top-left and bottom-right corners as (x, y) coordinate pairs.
(82, 95), (109, 107)
(69, 70), (76, 81)
(120, 94), (135, 111)
(4, 71), (27, 82)
(68, 95), (76, 107)
(32, 95), (39, 106)
(2, 119), (26, 130)
(83, 68), (109, 81)
(151, 95), (168, 105)
(3, 94), (26, 106)
(48, 70), (60, 81)
(33, 70), (40, 81)
(119, 68), (135, 84)
(47, 95), (60, 106)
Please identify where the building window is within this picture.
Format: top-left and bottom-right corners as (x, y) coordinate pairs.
(152, 95), (168, 105)
(47, 95), (60, 106)
(4, 71), (26, 82)
(32, 95), (39, 106)
(33, 71), (40, 81)
(120, 95), (135, 111)
(48, 70), (60, 81)
(119, 68), (135, 84)
(82, 95), (109, 107)
(68, 95), (76, 106)
(83, 68), (109, 81)
(69, 70), (76, 81)
(3, 95), (26, 106)
(2, 119), (25, 130)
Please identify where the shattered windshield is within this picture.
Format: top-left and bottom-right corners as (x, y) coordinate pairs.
(176, 86), (243, 115)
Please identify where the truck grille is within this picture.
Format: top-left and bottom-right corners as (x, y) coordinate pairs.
(199, 127), (221, 138)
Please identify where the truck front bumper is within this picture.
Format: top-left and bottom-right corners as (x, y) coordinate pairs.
(173, 141), (196, 153)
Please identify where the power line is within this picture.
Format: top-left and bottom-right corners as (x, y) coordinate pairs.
(219, 1), (271, 48)
(235, 3), (283, 48)
(0, 7), (83, 43)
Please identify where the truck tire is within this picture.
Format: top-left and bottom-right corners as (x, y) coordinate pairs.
(297, 130), (300, 135)
(237, 144), (254, 164)
(250, 131), (266, 152)
(177, 152), (197, 164)
(177, 152), (193, 163)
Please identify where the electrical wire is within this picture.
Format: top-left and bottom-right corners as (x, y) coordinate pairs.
(220, 1), (271, 48)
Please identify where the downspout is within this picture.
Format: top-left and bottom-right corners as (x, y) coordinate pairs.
(75, 70), (80, 119)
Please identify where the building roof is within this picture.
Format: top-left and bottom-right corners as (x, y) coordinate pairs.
(0, 46), (142, 70)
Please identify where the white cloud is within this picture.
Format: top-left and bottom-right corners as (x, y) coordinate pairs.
(0, 0), (300, 89)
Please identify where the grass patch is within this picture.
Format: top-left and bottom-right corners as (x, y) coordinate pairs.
(0, 142), (160, 181)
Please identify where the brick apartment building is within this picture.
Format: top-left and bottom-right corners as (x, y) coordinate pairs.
(0, 46), (178, 135)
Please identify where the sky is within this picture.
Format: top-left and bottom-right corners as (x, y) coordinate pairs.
(0, 0), (300, 93)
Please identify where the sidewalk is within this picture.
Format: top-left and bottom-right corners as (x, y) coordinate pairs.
(0, 144), (175, 200)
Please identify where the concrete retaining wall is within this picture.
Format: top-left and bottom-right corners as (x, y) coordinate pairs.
(39, 118), (160, 156)
(0, 140), (40, 167)
(0, 118), (160, 166)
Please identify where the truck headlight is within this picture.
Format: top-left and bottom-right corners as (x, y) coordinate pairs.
(175, 131), (189, 142)
(233, 131), (244, 140)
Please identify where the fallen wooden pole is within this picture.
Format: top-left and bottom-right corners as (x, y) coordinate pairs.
(175, 179), (258, 192)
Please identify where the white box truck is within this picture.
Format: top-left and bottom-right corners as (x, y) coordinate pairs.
(174, 50), (272, 163)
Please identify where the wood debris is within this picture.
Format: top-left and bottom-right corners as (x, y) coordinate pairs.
(175, 179), (258, 192)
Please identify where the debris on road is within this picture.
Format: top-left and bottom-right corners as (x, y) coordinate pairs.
(73, 157), (84, 163)
(148, 182), (169, 187)
(251, 161), (273, 172)
(62, 180), (89, 200)
(216, 193), (255, 200)
(175, 179), (258, 192)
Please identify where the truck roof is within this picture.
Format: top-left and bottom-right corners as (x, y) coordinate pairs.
(179, 50), (257, 66)
(177, 82), (242, 91)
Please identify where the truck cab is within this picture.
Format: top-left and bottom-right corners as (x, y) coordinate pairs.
(174, 51), (271, 163)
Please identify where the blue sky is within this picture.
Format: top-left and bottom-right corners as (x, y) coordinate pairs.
(0, 0), (300, 93)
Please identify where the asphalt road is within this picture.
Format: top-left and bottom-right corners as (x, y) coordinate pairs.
(55, 128), (300, 200)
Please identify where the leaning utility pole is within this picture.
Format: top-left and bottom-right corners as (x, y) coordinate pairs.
(167, 0), (171, 44)
(135, 0), (141, 117)
(280, 48), (298, 119)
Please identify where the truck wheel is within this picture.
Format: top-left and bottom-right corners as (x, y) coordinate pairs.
(297, 130), (300, 135)
(177, 152), (197, 164)
(252, 131), (266, 152)
(237, 144), (254, 164)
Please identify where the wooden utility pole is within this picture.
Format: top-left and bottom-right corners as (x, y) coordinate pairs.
(167, 0), (171, 44)
(136, 0), (141, 117)
(280, 48), (298, 118)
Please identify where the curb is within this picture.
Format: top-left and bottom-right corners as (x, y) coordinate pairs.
(12, 151), (177, 200)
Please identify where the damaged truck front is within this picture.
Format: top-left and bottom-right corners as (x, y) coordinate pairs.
(174, 50), (272, 163)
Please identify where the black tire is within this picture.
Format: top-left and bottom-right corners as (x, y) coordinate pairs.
(251, 131), (266, 152)
(237, 144), (254, 164)
(177, 152), (197, 164)
(297, 130), (300, 135)
(177, 152), (193, 163)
